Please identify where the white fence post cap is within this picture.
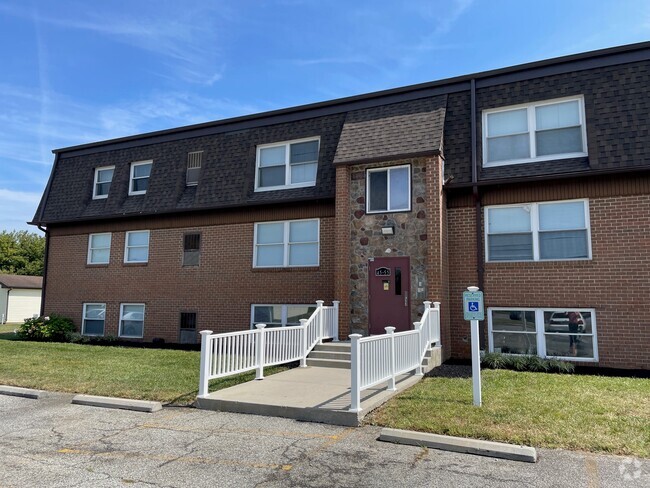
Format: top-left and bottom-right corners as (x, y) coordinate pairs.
(467, 286), (479, 292)
(385, 326), (396, 334)
(199, 330), (213, 336)
(255, 323), (267, 329)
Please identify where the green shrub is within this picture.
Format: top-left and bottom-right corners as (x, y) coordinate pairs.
(481, 352), (574, 374)
(481, 352), (507, 369)
(16, 315), (75, 342)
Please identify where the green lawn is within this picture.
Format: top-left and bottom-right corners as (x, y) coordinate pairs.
(368, 369), (650, 458)
(0, 335), (288, 404)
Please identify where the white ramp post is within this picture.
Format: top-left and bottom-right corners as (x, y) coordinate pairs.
(332, 301), (340, 341)
(386, 327), (397, 391)
(423, 301), (432, 346)
(433, 301), (441, 346)
(414, 323), (424, 376)
(316, 300), (325, 343)
(198, 330), (213, 397)
(255, 324), (266, 380)
(300, 318), (309, 367)
(349, 334), (362, 412)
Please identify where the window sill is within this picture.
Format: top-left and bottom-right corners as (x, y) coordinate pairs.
(483, 152), (588, 168)
(252, 266), (321, 273)
(86, 263), (109, 268)
(254, 182), (316, 192)
(486, 258), (592, 265)
(365, 208), (412, 215)
(123, 262), (148, 267)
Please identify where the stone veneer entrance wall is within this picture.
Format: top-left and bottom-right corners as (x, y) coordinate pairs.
(347, 157), (432, 335)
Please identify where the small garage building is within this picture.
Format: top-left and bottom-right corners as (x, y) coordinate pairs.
(0, 274), (43, 324)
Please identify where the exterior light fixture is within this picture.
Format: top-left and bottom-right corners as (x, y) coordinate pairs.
(381, 225), (395, 236)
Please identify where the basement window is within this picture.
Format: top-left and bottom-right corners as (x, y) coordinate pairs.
(488, 308), (598, 362)
(250, 304), (317, 329)
(82, 303), (106, 336)
(179, 312), (197, 344)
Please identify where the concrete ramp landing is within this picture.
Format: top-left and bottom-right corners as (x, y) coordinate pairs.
(195, 366), (420, 427)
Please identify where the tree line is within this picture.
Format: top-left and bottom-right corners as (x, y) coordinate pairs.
(0, 230), (45, 276)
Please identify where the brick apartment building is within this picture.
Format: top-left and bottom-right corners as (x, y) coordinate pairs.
(32, 42), (650, 370)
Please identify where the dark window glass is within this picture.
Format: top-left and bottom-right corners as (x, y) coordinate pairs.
(180, 312), (197, 329)
(395, 267), (401, 295)
(368, 171), (388, 212)
(183, 233), (200, 266)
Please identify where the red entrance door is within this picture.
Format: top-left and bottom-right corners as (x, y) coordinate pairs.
(368, 257), (411, 335)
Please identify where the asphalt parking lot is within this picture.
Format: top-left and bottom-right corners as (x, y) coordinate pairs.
(0, 393), (647, 487)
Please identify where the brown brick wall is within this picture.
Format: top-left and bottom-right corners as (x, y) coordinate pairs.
(45, 212), (335, 342)
(448, 189), (650, 369)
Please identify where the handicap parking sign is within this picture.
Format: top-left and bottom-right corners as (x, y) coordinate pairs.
(463, 291), (484, 320)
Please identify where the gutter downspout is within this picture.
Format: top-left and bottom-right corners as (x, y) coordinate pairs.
(38, 225), (49, 317)
(470, 79), (486, 349)
(35, 153), (59, 318)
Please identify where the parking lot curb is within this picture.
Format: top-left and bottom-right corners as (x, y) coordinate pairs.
(0, 385), (45, 399)
(71, 394), (162, 413)
(379, 428), (537, 463)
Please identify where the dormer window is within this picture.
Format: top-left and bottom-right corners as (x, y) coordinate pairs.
(129, 161), (152, 195)
(255, 138), (319, 191)
(483, 96), (587, 167)
(186, 151), (202, 186)
(93, 166), (114, 199)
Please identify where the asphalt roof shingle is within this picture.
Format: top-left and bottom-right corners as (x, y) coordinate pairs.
(0, 274), (43, 289)
(333, 96), (447, 165)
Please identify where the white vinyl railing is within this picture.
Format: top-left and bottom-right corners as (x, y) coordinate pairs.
(349, 301), (441, 412)
(198, 300), (339, 397)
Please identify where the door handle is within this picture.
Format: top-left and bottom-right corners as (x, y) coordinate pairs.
(404, 292), (408, 307)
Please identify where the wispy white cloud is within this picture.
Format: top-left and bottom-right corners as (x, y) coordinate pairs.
(0, 2), (227, 85)
(0, 189), (43, 231)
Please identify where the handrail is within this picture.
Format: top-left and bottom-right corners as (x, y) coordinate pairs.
(350, 301), (441, 412)
(198, 300), (340, 397)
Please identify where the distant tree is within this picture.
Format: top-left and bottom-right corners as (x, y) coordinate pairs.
(0, 230), (45, 276)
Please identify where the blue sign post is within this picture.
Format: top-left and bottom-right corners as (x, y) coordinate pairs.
(463, 286), (484, 406)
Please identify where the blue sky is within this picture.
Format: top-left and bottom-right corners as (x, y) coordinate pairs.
(0, 0), (648, 232)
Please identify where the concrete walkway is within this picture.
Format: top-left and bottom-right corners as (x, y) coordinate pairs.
(196, 366), (420, 426)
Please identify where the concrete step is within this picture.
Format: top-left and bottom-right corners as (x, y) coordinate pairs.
(312, 342), (351, 353)
(309, 350), (351, 361)
(306, 358), (351, 369)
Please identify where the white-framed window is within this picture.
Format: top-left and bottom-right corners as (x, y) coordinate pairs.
(119, 303), (145, 338)
(250, 304), (317, 329)
(485, 199), (591, 262)
(366, 165), (411, 213)
(129, 160), (152, 195)
(124, 230), (150, 263)
(186, 151), (202, 186)
(255, 137), (319, 191)
(488, 308), (598, 362)
(482, 96), (587, 167)
(82, 303), (106, 336)
(87, 233), (111, 264)
(93, 166), (114, 199)
(253, 219), (319, 268)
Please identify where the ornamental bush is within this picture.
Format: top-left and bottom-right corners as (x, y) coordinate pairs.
(481, 352), (575, 374)
(16, 315), (75, 342)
